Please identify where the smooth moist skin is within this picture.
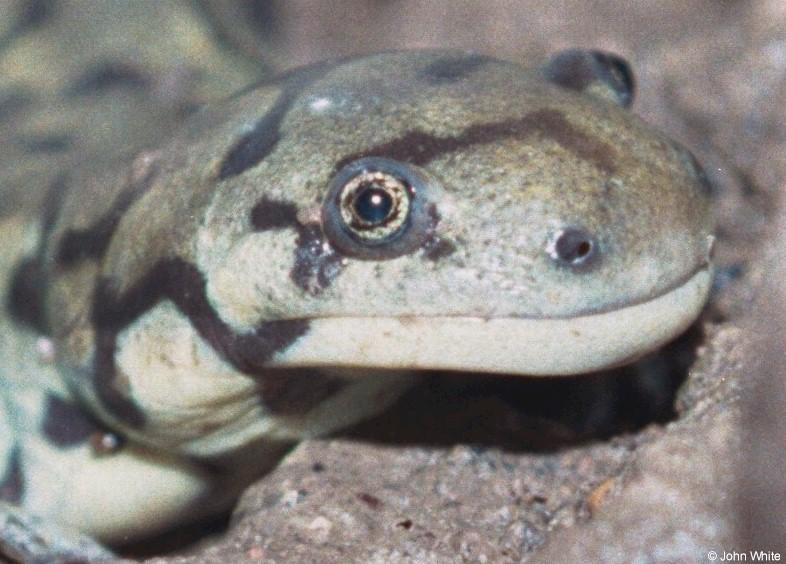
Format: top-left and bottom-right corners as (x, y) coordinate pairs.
(0, 50), (713, 543)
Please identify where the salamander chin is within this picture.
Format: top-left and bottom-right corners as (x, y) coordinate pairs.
(271, 267), (712, 376)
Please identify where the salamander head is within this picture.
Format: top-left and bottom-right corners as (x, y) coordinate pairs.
(200, 50), (713, 375)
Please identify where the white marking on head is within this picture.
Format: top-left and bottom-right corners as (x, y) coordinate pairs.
(309, 96), (333, 112)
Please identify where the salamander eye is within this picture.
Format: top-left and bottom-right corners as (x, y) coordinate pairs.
(340, 170), (409, 239)
(547, 227), (599, 268)
(323, 157), (438, 260)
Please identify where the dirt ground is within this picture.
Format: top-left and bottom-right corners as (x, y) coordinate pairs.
(2, 1), (785, 562)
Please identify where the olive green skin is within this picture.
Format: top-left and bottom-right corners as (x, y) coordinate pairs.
(0, 50), (713, 543)
(48, 51), (710, 337)
(31, 49), (713, 456)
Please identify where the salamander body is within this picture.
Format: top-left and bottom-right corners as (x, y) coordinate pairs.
(0, 50), (713, 542)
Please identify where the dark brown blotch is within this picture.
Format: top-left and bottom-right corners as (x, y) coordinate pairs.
(290, 224), (345, 295)
(528, 109), (617, 174)
(234, 319), (313, 372)
(57, 158), (159, 267)
(419, 54), (492, 84)
(218, 110), (283, 181)
(10, 0), (51, 35)
(0, 447), (24, 504)
(91, 258), (311, 426)
(423, 238), (456, 262)
(17, 133), (73, 154)
(41, 394), (102, 448)
(0, 0), (51, 52)
(250, 197), (298, 231)
(6, 175), (71, 334)
(243, 0), (283, 37)
(218, 64), (333, 180)
(66, 61), (149, 97)
(0, 88), (34, 122)
(335, 108), (616, 175)
(6, 257), (47, 333)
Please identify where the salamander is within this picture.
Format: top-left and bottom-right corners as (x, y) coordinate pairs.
(0, 49), (713, 546)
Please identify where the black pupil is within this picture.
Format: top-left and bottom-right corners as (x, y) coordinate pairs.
(353, 184), (394, 225)
(556, 229), (594, 263)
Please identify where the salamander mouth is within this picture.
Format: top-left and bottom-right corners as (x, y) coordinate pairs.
(270, 266), (712, 376)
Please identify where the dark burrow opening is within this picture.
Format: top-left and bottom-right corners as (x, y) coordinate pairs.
(345, 323), (704, 451)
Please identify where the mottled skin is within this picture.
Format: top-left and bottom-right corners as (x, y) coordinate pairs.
(0, 50), (713, 545)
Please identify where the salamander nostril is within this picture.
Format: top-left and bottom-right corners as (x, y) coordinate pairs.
(548, 227), (598, 267)
(574, 240), (592, 258)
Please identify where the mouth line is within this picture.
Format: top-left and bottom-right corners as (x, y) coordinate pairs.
(271, 266), (713, 376)
(554, 260), (712, 320)
(296, 261), (712, 324)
